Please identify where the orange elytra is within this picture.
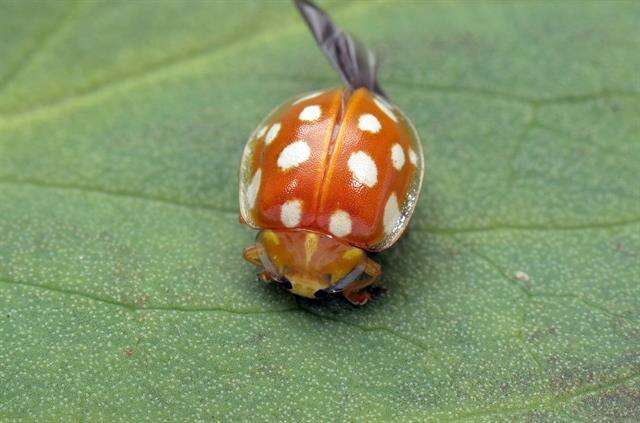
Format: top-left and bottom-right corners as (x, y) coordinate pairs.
(238, 0), (424, 305)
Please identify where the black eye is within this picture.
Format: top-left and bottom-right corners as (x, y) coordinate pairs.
(314, 289), (329, 299)
(279, 277), (292, 290)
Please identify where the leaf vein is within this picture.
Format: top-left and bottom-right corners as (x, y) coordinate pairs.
(389, 78), (640, 105)
(445, 370), (640, 421)
(415, 217), (640, 235)
(296, 302), (441, 361)
(0, 178), (236, 216)
(0, 0), (83, 94)
(0, 275), (295, 315)
(0, 1), (361, 129)
(4, 178), (638, 234)
(282, 73), (640, 105)
(531, 293), (628, 320)
(505, 104), (539, 189)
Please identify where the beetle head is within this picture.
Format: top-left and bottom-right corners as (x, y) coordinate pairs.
(254, 229), (367, 299)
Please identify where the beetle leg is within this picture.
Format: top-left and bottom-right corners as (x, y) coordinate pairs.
(245, 246), (280, 286)
(343, 257), (382, 306)
(364, 257), (381, 278)
(243, 244), (262, 267)
(258, 271), (271, 282)
(343, 278), (375, 305)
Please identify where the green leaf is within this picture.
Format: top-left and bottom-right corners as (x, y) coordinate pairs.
(1, 1), (639, 420)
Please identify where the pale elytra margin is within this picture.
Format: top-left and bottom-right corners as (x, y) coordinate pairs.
(246, 169), (262, 209)
(265, 123), (281, 145)
(293, 91), (324, 105)
(373, 96), (398, 122)
(383, 193), (401, 234)
(409, 148), (418, 166)
(255, 125), (268, 139)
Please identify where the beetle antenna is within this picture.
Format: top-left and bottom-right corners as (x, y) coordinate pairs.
(293, 0), (387, 99)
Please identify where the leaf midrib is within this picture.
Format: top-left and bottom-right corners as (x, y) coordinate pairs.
(1, 179), (638, 234)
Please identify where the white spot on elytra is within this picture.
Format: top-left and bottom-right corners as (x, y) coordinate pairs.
(265, 123), (281, 145)
(391, 143), (405, 170)
(246, 169), (261, 209)
(299, 105), (322, 121)
(280, 199), (302, 228)
(255, 125), (268, 139)
(383, 193), (401, 234)
(277, 140), (311, 170)
(329, 210), (352, 237)
(409, 148), (418, 166)
(515, 271), (530, 282)
(293, 91), (323, 105)
(348, 151), (378, 188)
(373, 97), (398, 122)
(358, 113), (381, 133)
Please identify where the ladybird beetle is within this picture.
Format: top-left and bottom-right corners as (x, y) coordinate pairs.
(239, 0), (424, 305)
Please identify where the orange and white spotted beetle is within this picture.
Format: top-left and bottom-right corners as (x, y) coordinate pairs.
(239, 0), (424, 305)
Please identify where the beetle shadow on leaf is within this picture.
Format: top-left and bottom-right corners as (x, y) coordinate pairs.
(375, 222), (434, 302)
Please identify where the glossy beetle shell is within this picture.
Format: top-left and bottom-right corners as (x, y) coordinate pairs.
(239, 87), (424, 251)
